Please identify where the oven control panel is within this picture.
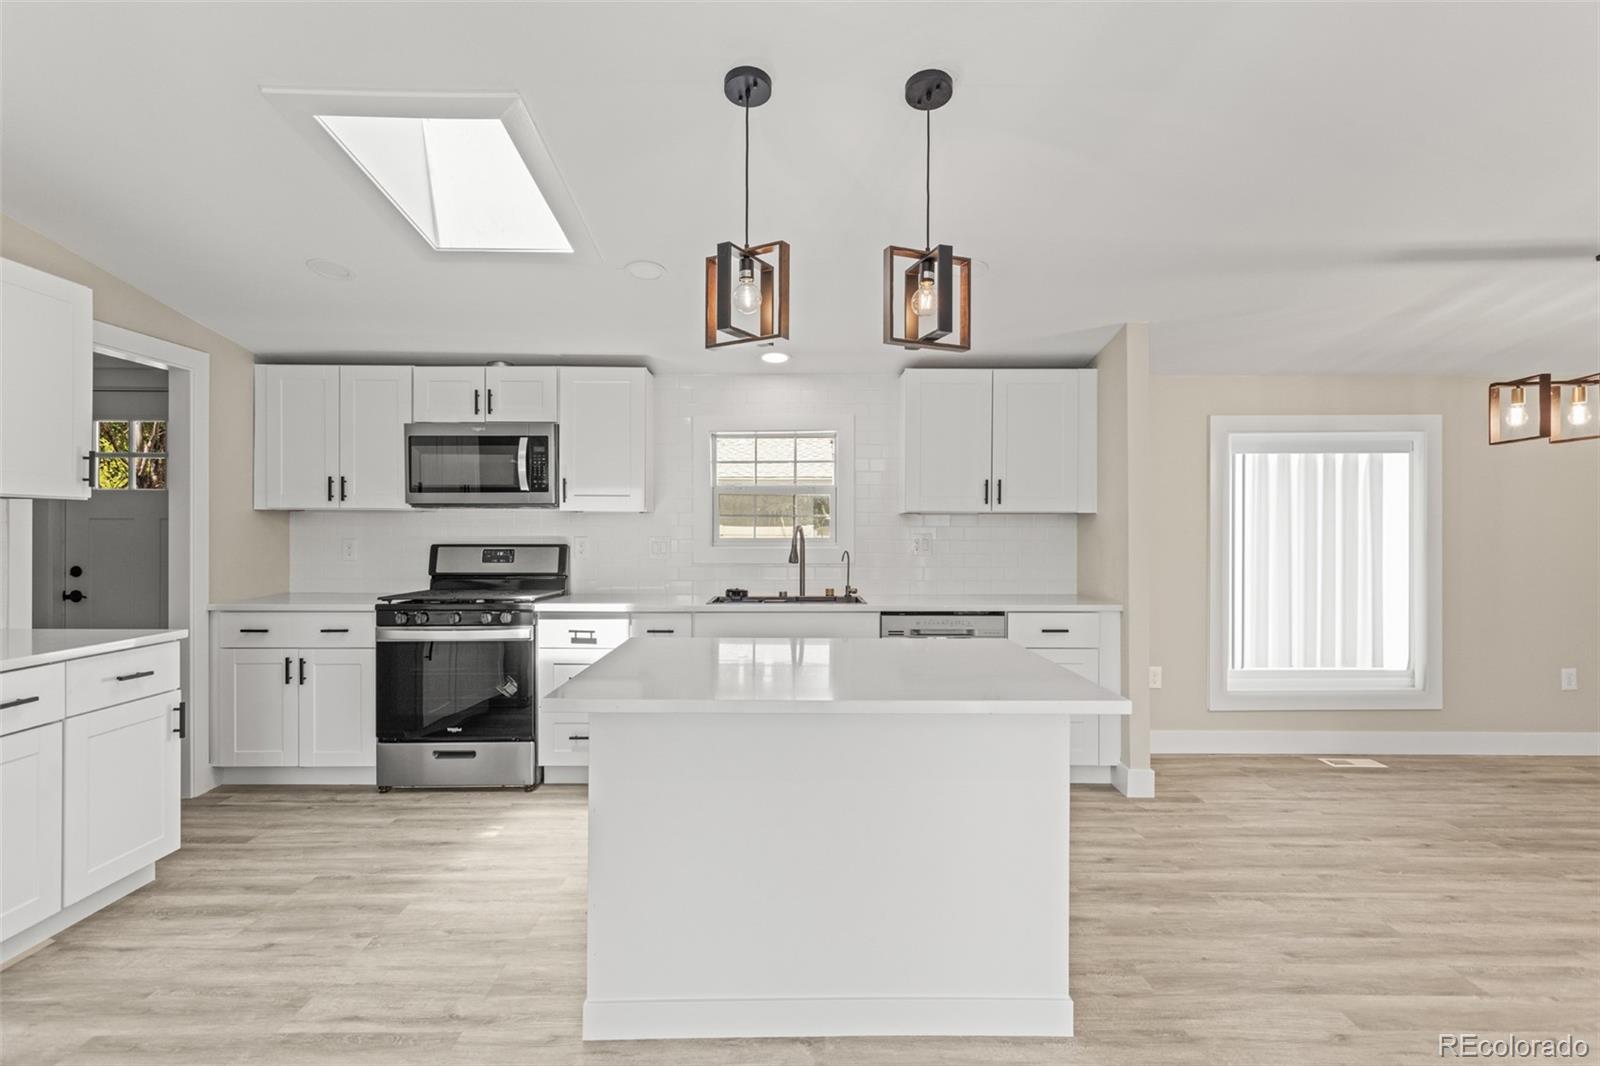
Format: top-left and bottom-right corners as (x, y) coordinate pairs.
(377, 607), (535, 628)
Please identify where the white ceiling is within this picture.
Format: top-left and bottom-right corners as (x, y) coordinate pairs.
(2, 2), (1595, 375)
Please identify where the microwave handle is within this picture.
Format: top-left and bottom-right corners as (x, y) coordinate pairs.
(517, 438), (530, 492)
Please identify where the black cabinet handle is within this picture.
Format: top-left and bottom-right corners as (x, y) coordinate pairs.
(327, 475), (334, 502)
(474, 388), (481, 415)
(240, 627), (269, 634)
(1041, 628), (1073, 634)
(339, 476), (347, 501)
(561, 477), (568, 503)
(320, 627), (349, 633)
(285, 656), (293, 684)
(487, 388), (494, 415)
(81, 453), (93, 484)
(1, 696), (41, 710)
(298, 658), (307, 685)
(645, 628), (675, 634)
(116, 670), (155, 682)
(983, 478), (990, 505)
(997, 478), (1003, 506)
(173, 701), (187, 739)
(568, 734), (589, 742)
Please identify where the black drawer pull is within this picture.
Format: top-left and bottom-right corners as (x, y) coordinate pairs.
(239, 628), (270, 634)
(645, 628), (675, 634)
(1, 696), (41, 710)
(116, 670), (156, 682)
(569, 629), (597, 644)
(320, 628), (349, 633)
(569, 734), (589, 741)
(433, 749), (477, 760)
(1040, 628), (1073, 634)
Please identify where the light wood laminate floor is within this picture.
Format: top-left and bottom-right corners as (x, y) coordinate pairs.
(2, 757), (1596, 1065)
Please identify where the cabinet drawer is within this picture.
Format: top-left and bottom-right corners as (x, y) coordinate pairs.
(539, 710), (591, 766)
(1, 663), (66, 737)
(65, 643), (179, 717)
(1008, 612), (1101, 649)
(1032, 648), (1099, 682)
(630, 614), (693, 638)
(539, 617), (629, 650)
(217, 612), (373, 648)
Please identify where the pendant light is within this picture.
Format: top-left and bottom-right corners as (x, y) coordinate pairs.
(1551, 373), (1600, 443)
(884, 69), (971, 352)
(1486, 375), (1552, 444)
(705, 66), (790, 349)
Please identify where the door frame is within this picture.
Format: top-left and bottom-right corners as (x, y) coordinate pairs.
(89, 323), (213, 798)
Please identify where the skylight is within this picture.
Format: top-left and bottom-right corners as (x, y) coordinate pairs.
(315, 114), (573, 253)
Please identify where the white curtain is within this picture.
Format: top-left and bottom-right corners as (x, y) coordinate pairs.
(1232, 450), (1392, 671)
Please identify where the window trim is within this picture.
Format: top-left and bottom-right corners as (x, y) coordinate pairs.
(710, 431), (838, 547)
(1208, 414), (1443, 712)
(693, 415), (854, 566)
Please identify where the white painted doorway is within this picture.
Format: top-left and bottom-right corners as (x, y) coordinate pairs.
(33, 357), (170, 629)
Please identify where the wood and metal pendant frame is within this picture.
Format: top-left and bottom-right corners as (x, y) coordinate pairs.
(1486, 374), (1552, 444)
(706, 66), (790, 349)
(1550, 372), (1600, 444)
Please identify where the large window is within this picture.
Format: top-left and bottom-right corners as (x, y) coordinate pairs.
(94, 419), (167, 490)
(1209, 415), (1442, 711)
(712, 431), (836, 544)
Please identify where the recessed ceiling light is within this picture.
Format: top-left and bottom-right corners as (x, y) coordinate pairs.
(625, 260), (666, 280)
(315, 113), (572, 253)
(761, 351), (790, 364)
(306, 257), (352, 279)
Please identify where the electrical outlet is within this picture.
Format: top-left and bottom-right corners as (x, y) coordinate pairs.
(648, 537), (669, 558)
(911, 534), (932, 556)
(574, 536), (590, 558)
(340, 538), (358, 562)
(1561, 667), (1579, 691)
(1148, 666), (1163, 689)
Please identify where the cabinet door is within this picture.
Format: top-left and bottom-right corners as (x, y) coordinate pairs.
(1031, 648), (1103, 766)
(1, 260), (92, 500)
(484, 366), (558, 422)
(537, 649), (609, 698)
(214, 648), (298, 766)
(339, 366), (412, 509)
(62, 694), (180, 905)
(255, 365), (339, 509)
(558, 368), (652, 512)
(992, 369), (1083, 514)
(299, 648), (375, 767)
(900, 369), (993, 513)
(412, 367), (485, 422)
(0, 722), (63, 938)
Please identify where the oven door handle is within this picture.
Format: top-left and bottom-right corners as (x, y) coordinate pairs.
(376, 627), (536, 642)
(517, 437), (530, 493)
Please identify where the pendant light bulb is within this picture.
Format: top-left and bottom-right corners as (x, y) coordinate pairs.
(733, 258), (762, 316)
(1505, 385), (1529, 428)
(911, 275), (938, 317)
(1570, 385), (1592, 426)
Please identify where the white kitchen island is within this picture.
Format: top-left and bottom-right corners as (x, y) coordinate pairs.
(543, 635), (1130, 1042)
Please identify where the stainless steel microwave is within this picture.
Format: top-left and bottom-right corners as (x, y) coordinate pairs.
(405, 422), (558, 507)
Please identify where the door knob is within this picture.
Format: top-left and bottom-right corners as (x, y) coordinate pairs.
(62, 589), (86, 602)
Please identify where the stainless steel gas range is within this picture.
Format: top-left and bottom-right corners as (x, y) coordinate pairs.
(374, 543), (569, 791)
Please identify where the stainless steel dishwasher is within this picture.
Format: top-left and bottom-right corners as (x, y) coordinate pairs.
(879, 611), (1007, 639)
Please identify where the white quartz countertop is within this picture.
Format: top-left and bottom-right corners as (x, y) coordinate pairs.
(209, 593), (384, 612)
(0, 628), (189, 672)
(544, 636), (1132, 715)
(537, 592), (1123, 614)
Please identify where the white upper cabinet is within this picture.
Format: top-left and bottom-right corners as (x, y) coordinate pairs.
(255, 365), (340, 509)
(558, 367), (652, 512)
(1, 259), (93, 500)
(485, 366), (558, 422)
(901, 368), (1097, 514)
(256, 365), (410, 510)
(338, 366), (412, 509)
(901, 369), (996, 514)
(412, 366), (489, 422)
(992, 369), (1096, 513)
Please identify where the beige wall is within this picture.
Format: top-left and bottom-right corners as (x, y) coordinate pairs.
(1078, 324), (1153, 772)
(1, 216), (289, 603)
(1149, 374), (1600, 735)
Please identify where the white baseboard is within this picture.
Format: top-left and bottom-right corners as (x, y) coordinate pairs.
(1112, 763), (1156, 797)
(2, 865), (154, 964)
(582, 995), (1073, 1041)
(216, 766), (377, 786)
(1151, 730), (1600, 756)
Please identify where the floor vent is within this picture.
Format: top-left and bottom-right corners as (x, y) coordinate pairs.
(1317, 757), (1387, 768)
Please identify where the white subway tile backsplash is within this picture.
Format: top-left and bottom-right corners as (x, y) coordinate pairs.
(289, 372), (1077, 598)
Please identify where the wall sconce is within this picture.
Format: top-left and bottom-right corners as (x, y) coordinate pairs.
(1487, 375), (1552, 444)
(1551, 373), (1600, 443)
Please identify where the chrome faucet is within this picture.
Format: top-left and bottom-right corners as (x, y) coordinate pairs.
(840, 549), (854, 596)
(788, 524), (806, 597)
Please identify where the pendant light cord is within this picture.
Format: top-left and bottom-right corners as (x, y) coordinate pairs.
(925, 108), (931, 252)
(744, 98), (751, 249)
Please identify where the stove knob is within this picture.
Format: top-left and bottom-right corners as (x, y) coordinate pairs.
(499, 611), (513, 624)
(394, 611), (409, 625)
(449, 612), (463, 625)
(415, 611), (429, 625)
(480, 612), (494, 625)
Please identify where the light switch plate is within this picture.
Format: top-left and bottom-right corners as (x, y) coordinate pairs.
(574, 536), (590, 558)
(648, 537), (669, 558)
(911, 534), (932, 556)
(1148, 666), (1163, 689)
(1561, 667), (1579, 691)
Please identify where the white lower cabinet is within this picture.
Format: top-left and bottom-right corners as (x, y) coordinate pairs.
(299, 648), (376, 767)
(691, 612), (879, 639)
(1007, 611), (1122, 769)
(214, 645), (374, 767)
(62, 694), (181, 905)
(0, 722), (64, 937)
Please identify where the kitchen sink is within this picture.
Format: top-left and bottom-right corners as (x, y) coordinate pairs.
(706, 594), (868, 605)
